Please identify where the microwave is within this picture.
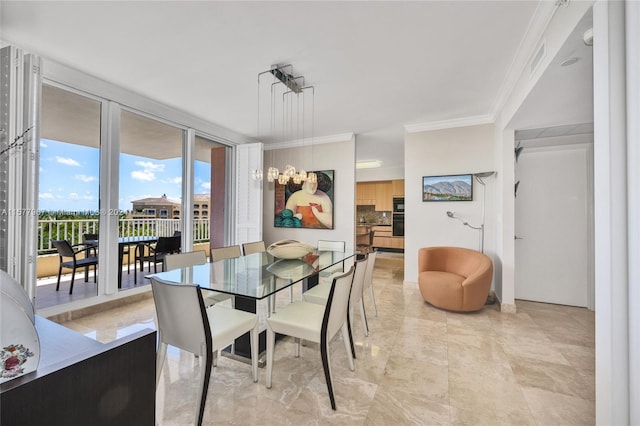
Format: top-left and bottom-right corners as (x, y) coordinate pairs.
(393, 197), (404, 213)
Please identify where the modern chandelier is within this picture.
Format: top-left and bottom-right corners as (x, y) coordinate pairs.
(252, 64), (317, 184)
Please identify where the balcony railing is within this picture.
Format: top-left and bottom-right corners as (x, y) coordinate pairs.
(37, 218), (210, 255)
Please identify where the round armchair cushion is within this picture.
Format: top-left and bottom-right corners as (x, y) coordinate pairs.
(417, 247), (493, 312)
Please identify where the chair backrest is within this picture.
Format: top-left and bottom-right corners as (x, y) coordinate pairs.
(322, 266), (355, 340)
(317, 240), (346, 253)
(350, 254), (368, 306)
(83, 233), (98, 243)
(210, 245), (242, 262)
(51, 239), (75, 258)
(155, 236), (181, 254)
(165, 250), (207, 271)
(242, 241), (266, 256)
(150, 277), (211, 356)
(363, 250), (377, 290)
(173, 230), (182, 237)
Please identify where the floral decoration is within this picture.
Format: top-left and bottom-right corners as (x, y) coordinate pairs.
(1, 344), (34, 379)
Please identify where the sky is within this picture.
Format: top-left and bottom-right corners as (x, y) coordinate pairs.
(38, 139), (211, 212)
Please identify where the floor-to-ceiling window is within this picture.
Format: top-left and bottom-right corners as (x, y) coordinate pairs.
(6, 55), (247, 316)
(119, 109), (183, 289)
(36, 84), (102, 309)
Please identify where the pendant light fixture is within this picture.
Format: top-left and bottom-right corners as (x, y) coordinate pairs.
(252, 64), (316, 184)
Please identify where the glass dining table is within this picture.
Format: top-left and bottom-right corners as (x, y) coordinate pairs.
(149, 249), (356, 360)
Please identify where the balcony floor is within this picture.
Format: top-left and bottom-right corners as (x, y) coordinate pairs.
(36, 266), (151, 310)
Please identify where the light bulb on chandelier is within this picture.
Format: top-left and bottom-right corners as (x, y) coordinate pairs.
(252, 64), (315, 183)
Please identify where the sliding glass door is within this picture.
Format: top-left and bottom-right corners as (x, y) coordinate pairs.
(119, 109), (183, 289)
(36, 84), (102, 308)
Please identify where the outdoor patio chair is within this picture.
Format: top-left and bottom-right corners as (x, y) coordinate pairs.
(51, 239), (99, 294)
(134, 235), (181, 284)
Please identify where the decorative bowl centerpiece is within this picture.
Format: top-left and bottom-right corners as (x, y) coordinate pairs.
(267, 240), (315, 260)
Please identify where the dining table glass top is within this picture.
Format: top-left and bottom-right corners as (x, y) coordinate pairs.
(149, 250), (356, 300)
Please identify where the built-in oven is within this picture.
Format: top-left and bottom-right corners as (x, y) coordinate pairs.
(392, 213), (404, 237)
(393, 197), (405, 213)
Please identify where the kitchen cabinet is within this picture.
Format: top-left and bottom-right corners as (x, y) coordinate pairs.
(371, 225), (404, 249)
(375, 181), (392, 211)
(392, 179), (405, 196)
(356, 182), (376, 205)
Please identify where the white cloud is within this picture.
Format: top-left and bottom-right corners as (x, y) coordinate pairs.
(82, 194), (95, 201)
(56, 156), (80, 167)
(134, 161), (164, 172)
(39, 193), (54, 199)
(68, 193), (79, 199)
(40, 141), (48, 148)
(165, 176), (182, 184)
(75, 174), (96, 183)
(131, 170), (155, 182)
(39, 167), (44, 173)
(201, 182), (211, 190)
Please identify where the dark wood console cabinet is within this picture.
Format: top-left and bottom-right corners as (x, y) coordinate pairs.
(1, 316), (156, 425)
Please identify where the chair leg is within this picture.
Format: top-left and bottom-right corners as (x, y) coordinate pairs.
(212, 350), (217, 367)
(360, 299), (369, 337)
(368, 286), (378, 317)
(250, 324), (258, 383)
(320, 340), (337, 410)
(196, 351), (212, 426)
(294, 338), (301, 358)
(266, 328), (276, 389)
(156, 341), (168, 386)
(341, 323), (355, 372)
(69, 269), (76, 295)
(56, 265), (62, 291)
(346, 310), (356, 359)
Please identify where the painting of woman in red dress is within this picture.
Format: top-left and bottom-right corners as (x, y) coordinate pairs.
(274, 170), (334, 229)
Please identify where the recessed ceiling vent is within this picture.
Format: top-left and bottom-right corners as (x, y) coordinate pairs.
(530, 41), (546, 76)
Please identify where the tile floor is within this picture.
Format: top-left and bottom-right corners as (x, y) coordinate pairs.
(36, 266), (150, 310)
(59, 253), (595, 425)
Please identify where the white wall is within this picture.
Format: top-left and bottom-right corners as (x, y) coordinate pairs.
(495, 0), (593, 311)
(356, 166), (404, 182)
(404, 124), (495, 283)
(262, 137), (356, 250)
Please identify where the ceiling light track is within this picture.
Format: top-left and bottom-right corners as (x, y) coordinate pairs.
(269, 64), (302, 94)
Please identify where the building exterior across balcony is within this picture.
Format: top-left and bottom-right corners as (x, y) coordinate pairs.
(130, 193), (210, 219)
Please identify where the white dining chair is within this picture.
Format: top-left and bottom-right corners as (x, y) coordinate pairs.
(363, 250), (378, 317)
(303, 254), (369, 358)
(165, 250), (233, 309)
(242, 241), (266, 256)
(266, 266), (355, 410)
(317, 240), (346, 281)
(151, 276), (258, 426)
(211, 245), (242, 262)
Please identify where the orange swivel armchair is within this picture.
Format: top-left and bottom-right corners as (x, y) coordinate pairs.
(418, 246), (493, 312)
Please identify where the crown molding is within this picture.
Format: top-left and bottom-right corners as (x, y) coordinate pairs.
(264, 132), (354, 150)
(404, 115), (494, 134)
(490, 1), (560, 117)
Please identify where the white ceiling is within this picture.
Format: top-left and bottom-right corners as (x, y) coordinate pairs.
(2, 1), (555, 170)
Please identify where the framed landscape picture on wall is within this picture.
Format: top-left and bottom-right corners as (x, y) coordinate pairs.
(274, 170), (335, 229)
(422, 174), (473, 201)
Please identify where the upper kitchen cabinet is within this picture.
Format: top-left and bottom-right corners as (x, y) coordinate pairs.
(392, 179), (404, 196)
(375, 181), (392, 211)
(356, 182), (376, 205)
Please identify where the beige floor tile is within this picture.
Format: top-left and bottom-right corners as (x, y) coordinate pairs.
(521, 386), (595, 426)
(55, 252), (595, 425)
(365, 385), (451, 425)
